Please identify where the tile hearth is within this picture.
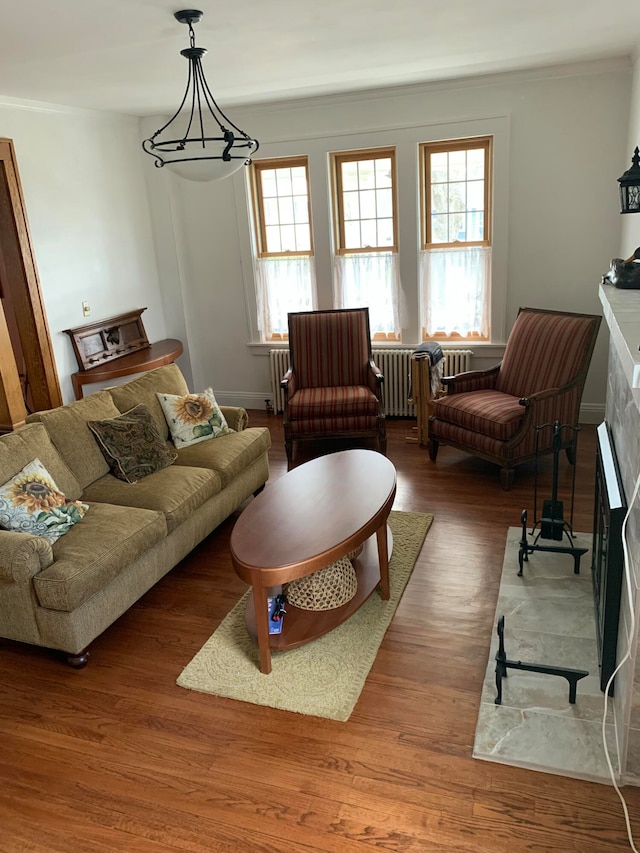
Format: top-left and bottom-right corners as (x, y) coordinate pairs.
(473, 527), (618, 784)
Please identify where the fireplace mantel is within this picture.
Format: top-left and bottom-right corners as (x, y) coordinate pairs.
(599, 283), (640, 404)
(599, 280), (640, 784)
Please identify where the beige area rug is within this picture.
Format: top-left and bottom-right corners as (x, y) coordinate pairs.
(177, 511), (433, 721)
(473, 526), (616, 783)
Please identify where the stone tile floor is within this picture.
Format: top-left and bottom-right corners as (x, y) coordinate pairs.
(473, 526), (618, 784)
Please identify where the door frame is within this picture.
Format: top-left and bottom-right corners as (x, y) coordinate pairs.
(0, 138), (62, 428)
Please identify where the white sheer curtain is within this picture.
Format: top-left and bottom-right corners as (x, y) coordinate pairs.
(333, 252), (403, 338)
(419, 246), (491, 338)
(254, 256), (317, 340)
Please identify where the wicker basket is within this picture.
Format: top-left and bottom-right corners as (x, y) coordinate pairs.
(286, 557), (357, 611)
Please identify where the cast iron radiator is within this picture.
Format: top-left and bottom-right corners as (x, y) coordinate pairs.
(268, 348), (473, 416)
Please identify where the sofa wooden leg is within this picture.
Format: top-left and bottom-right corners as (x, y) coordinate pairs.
(428, 438), (439, 461)
(500, 467), (515, 491)
(66, 649), (90, 668)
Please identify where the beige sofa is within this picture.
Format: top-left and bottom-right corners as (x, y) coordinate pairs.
(0, 364), (270, 666)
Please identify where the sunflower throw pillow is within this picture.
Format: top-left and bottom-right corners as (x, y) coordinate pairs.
(0, 458), (89, 544)
(157, 388), (232, 449)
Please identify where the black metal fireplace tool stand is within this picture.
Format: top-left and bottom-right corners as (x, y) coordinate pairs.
(494, 422), (591, 705)
(518, 421), (588, 577)
(494, 616), (589, 705)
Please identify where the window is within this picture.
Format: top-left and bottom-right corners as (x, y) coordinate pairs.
(419, 136), (493, 340)
(249, 156), (316, 340)
(330, 148), (402, 340)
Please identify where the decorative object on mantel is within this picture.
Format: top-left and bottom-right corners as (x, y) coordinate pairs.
(518, 421), (588, 576)
(618, 146), (640, 213)
(141, 10), (259, 182)
(601, 246), (640, 289)
(63, 310), (183, 400)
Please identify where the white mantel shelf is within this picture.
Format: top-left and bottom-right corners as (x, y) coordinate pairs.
(599, 283), (640, 391)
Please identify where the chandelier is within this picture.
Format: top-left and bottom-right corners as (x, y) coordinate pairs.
(142, 9), (259, 182)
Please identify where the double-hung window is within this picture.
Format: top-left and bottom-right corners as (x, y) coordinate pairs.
(330, 147), (402, 340)
(419, 136), (493, 340)
(249, 156), (316, 341)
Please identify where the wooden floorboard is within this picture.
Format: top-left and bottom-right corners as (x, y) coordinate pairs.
(2, 413), (639, 852)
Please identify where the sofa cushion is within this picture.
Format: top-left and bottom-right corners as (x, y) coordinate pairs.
(87, 404), (177, 483)
(108, 364), (190, 441)
(157, 388), (232, 449)
(81, 464), (222, 533)
(173, 427), (271, 487)
(0, 422), (81, 501)
(27, 391), (122, 491)
(0, 458), (89, 544)
(33, 503), (167, 612)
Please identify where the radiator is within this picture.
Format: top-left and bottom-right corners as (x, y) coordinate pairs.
(268, 347), (473, 416)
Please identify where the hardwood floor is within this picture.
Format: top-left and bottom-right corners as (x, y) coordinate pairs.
(2, 414), (639, 852)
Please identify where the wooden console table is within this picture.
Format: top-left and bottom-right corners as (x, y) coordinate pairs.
(71, 338), (183, 399)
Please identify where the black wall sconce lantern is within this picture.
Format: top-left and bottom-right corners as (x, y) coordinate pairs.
(618, 147), (640, 214)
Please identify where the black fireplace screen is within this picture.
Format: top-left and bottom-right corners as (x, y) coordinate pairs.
(592, 422), (627, 694)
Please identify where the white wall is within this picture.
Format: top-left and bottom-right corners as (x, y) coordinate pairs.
(621, 59), (640, 259)
(0, 58), (633, 413)
(0, 98), (167, 403)
(149, 59), (631, 416)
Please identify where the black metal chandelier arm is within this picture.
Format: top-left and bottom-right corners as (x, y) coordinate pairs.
(141, 138), (169, 168)
(149, 61), (196, 142)
(196, 62), (255, 141)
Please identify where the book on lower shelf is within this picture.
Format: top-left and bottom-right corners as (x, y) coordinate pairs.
(267, 595), (285, 634)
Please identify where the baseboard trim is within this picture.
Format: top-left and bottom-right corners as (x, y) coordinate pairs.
(579, 403), (605, 425)
(216, 391), (274, 412)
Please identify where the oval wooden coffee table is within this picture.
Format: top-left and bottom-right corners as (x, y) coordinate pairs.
(230, 449), (397, 674)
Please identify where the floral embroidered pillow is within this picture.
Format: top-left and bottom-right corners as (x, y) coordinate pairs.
(0, 458), (89, 544)
(157, 388), (232, 449)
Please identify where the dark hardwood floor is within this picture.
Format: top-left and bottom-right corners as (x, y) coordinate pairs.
(2, 414), (639, 852)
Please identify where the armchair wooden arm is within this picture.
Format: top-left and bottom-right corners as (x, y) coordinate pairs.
(443, 363), (501, 394)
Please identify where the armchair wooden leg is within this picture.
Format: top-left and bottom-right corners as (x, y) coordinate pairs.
(428, 438), (439, 461)
(285, 438), (293, 471)
(500, 467), (515, 491)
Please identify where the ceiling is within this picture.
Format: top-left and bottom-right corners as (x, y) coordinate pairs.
(1, 0), (639, 116)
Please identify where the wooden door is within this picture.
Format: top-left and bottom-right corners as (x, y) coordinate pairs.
(0, 138), (62, 429)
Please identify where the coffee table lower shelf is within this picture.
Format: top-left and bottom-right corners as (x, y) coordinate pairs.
(244, 529), (393, 653)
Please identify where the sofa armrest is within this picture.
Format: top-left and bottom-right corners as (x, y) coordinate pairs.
(0, 531), (54, 583)
(220, 406), (249, 432)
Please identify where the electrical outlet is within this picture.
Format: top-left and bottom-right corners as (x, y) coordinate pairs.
(82, 301), (90, 317)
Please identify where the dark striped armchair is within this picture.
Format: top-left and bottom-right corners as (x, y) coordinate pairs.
(281, 308), (386, 469)
(428, 307), (601, 489)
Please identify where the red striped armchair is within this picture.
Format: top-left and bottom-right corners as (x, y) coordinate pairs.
(281, 308), (386, 469)
(428, 307), (601, 489)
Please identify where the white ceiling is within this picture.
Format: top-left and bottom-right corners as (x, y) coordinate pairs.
(1, 0), (639, 116)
